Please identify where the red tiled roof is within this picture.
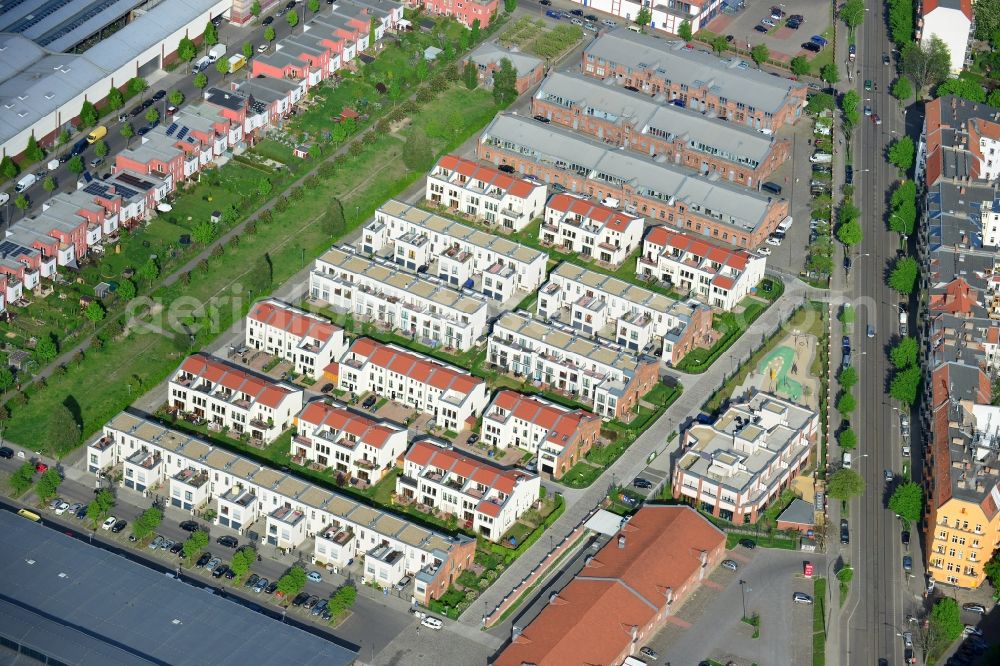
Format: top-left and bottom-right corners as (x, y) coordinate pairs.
(490, 390), (598, 449)
(177, 353), (295, 409)
(435, 154), (541, 199)
(546, 193), (642, 233)
(496, 506), (725, 666)
(248, 300), (341, 343)
(346, 338), (483, 397)
(406, 439), (527, 495)
(644, 226), (751, 271)
(298, 401), (396, 449)
(922, 0), (973, 20)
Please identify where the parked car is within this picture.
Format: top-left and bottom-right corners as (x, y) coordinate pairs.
(793, 592), (814, 604)
(362, 395), (377, 409)
(224, 568), (236, 580)
(754, 25), (768, 33)
(304, 595), (320, 609)
(394, 575), (412, 591)
(569, 8), (583, 15)
(840, 519), (849, 545)
(311, 599), (329, 616)
(421, 617), (443, 630)
(545, 9), (560, 18)
(101, 516), (118, 530)
(257, 43), (268, 53)
(216, 535), (239, 549)
(962, 603), (988, 615)
(802, 42), (821, 53)
(111, 520), (127, 533)
(212, 564), (228, 578)
(306, 570), (323, 583)
(722, 559), (739, 571)
(292, 592), (311, 606)
(180, 520), (200, 532)
(170, 542), (184, 555)
(320, 383), (334, 393)
(466, 433), (480, 444)
(739, 539), (757, 549)
(885, 469), (895, 482)
(262, 16), (274, 25)
(196, 552), (212, 567)
(245, 574), (260, 589)
(602, 19), (616, 27)
(901, 531), (910, 546)
(640, 646), (659, 660)
(539, 0), (551, 4)
(0, 446), (13, 459)
(761, 18), (776, 28)
(585, 13), (598, 21)
(632, 477), (653, 489)
(903, 555), (913, 572)
(253, 577), (269, 593)
(54, 501), (70, 515)
(205, 557), (222, 571)
(963, 625), (983, 638)
(161, 539), (174, 551)
(265, 581), (279, 594)
(883, 52), (891, 65)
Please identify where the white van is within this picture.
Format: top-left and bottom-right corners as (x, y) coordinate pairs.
(776, 217), (793, 233)
(14, 173), (37, 193)
(842, 452), (852, 468)
(626, 24), (642, 32)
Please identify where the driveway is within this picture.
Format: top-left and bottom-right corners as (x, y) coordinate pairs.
(706, 0), (831, 64)
(646, 548), (822, 665)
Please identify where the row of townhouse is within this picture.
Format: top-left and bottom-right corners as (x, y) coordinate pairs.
(582, 30), (807, 134)
(416, 0), (499, 28)
(397, 439), (540, 540)
(480, 389), (602, 479)
(361, 198), (548, 298)
(532, 71), (791, 189)
(89, 411), (476, 602)
(477, 113), (789, 249)
(245, 299), (347, 380)
(309, 245), (490, 352)
(334, 337), (490, 432)
(487, 310), (660, 420)
(541, 193), (645, 268)
(915, 96), (1000, 590)
(565, 0), (723, 35)
(673, 391), (819, 523)
(424, 154), (547, 232)
(537, 261), (714, 363)
(637, 226), (767, 310)
(168, 353), (304, 443)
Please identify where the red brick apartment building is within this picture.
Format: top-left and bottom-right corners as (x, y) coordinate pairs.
(465, 42), (544, 94)
(582, 30), (807, 134)
(421, 0), (498, 28)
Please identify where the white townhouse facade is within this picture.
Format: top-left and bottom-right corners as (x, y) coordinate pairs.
(293, 399), (408, 483)
(397, 439), (540, 541)
(425, 154), (548, 232)
(542, 193), (645, 267)
(246, 299), (346, 380)
(168, 353), (304, 443)
(89, 412), (476, 604)
(673, 391), (819, 524)
(569, 0), (724, 35)
(337, 338), (490, 432)
(637, 226), (767, 310)
(309, 245), (489, 352)
(487, 311), (660, 420)
(536, 262), (713, 358)
(363, 199), (548, 300)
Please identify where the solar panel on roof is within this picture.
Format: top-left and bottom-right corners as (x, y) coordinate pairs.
(176, 126), (189, 139)
(116, 172), (154, 190)
(166, 123), (178, 136)
(186, 137), (195, 144)
(84, 183), (107, 196)
(113, 185), (138, 199)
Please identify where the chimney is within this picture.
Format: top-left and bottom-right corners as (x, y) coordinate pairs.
(618, 535), (626, 549)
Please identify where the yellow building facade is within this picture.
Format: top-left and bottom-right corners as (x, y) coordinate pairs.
(926, 497), (1000, 589)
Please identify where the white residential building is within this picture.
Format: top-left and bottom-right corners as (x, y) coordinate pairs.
(397, 439), (541, 541)
(363, 199), (548, 299)
(541, 193), (645, 267)
(673, 391), (819, 523)
(425, 154), (547, 232)
(309, 245), (489, 352)
(536, 262), (714, 360)
(292, 399), (408, 483)
(920, 0), (974, 74)
(168, 353), (304, 444)
(245, 299), (346, 380)
(337, 338), (489, 432)
(636, 226), (767, 310)
(568, 0), (724, 35)
(487, 311), (660, 420)
(89, 412), (477, 604)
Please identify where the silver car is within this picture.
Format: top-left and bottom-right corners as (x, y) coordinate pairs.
(205, 557), (221, 570)
(722, 559), (739, 571)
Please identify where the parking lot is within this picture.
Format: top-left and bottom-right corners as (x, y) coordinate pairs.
(644, 547), (821, 665)
(705, 0), (832, 65)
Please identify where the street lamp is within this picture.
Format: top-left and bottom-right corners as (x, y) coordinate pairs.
(738, 579), (748, 619)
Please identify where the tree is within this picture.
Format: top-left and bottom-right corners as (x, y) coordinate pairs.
(42, 176), (56, 193)
(286, 10), (298, 29)
(891, 76), (912, 101)
(888, 136), (914, 172)
(14, 194), (29, 212)
(402, 130), (433, 171)
(838, 428), (857, 450)
(264, 26), (276, 42)
(193, 72), (208, 90)
(888, 0), (914, 45)
(890, 336), (919, 370)
(49, 401), (80, 450)
(251, 0), (261, 17)
(25, 134), (45, 162)
(93, 139), (109, 158)
(182, 529), (209, 563)
(216, 58), (230, 77)
(504, 0), (516, 11)
(67, 155), (84, 174)
(837, 392), (856, 414)
(277, 565), (307, 598)
(840, 0), (865, 30)
(820, 63), (840, 85)
(203, 21), (218, 47)
(838, 366), (858, 390)
(840, 90), (860, 128)
(635, 7), (651, 28)
(929, 598), (963, 645)
(132, 506), (163, 541)
(35, 468), (62, 502)
(888, 256), (919, 294)
(900, 36), (950, 96)
(230, 546), (257, 579)
(888, 482), (924, 524)
(79, 100), (99, 128)
(308, 0), (319, 13)
(985, 549), (1000, 594)
(169, 90), (184, 107)
(975, 0), (1000, 42)
(129, 77), (148, 97)
(493, 57), (518, 107)
(117, 278), (136, 302)
(85, 300), (106, 327)
(256, 178), (271, 198)
(137, 257), (160, 285)
(470, 19), (481, 45)
(9, 462), (35, 495)
(790, 56), (810, 77)
(321, 198), (346, 237)
(57, 128), (71, 147)
(35, 334), (58, 363)
(178, 36), (197, 62)
(86, 488), (115, 527)
(710, 35), (729, 55)
(806, 92), (835, 115)
(678, 20), (693, 43)
(890, 365), (921, 405)
(118, 121), (134, 149)
(828, 468), (865, 500)
(935, 77), (986, 102)
(750, 44), (769, 68)
(145, 107), (160, 126)
(243, 41), (254, 59)
(464, 60), (479, 90)
(0, 155), (18, 179)
(247, 253), (273, 295)
(0, 366), (14, 392)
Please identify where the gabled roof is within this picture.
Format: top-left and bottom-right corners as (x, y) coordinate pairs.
(345, 338), (484, 397)
(490, 390), (598, 448)
(434, 154), (541, 199)
(176, 353), (297, 409)
(547, 193), (643, 233)
(248, 299), (341, 343)
(922, 0), (973, 20)
(644, 225), (752, 271)
(405, 439), (530, 495)
(297, 400), (397, 449)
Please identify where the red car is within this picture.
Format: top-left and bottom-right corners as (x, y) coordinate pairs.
(35, 462), (48, 473)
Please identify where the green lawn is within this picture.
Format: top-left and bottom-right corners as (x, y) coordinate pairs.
(724, 532), (798, 550)
(560, 461), (604, 488)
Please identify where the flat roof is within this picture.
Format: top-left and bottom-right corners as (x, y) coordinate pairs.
(468, 41), (542, 76)
(0, 510), (358, 665)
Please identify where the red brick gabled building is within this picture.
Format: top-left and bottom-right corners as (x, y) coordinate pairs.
(421, 0), (498, 28)
(465, 42), (543, 94)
